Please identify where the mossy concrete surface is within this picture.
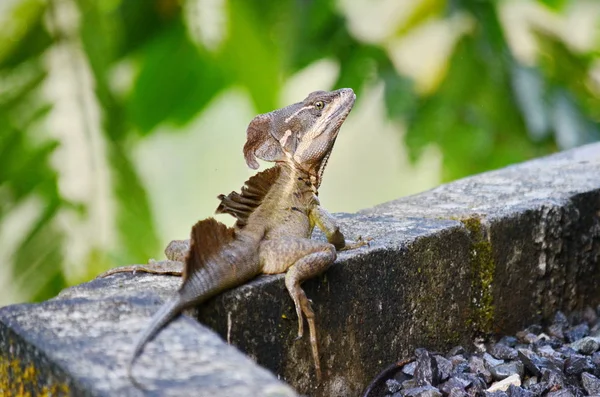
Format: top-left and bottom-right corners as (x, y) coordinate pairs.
(1, 143), (599, 396)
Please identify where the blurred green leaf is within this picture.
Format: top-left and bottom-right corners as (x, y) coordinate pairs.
(0, 64), (47, 111)
(285, 0), (351, 70)
(536, 0), (569, 12)
(550, 89), (599, 149)
(116, 0), (180, 58)
(128, 20), (227, 133)
(0, 0), (66, 303)
(76, 0), (162, 264)
(535, 30), (600, 122)
(13, 202), (66, 302)
(405, 4), (556, 181)
(0, 0), (51, 70)
(1, 0), (598, 305)
(395, 0), (446, 37)
(219, 0), (280, 112)
(378, 54), (417, 120)
(110, 144), (160, 265)
(76, 0), (124, 136)
(0, 109), (65, 303)
(0, 128), (56, 217)
(511, 64), (551, 141)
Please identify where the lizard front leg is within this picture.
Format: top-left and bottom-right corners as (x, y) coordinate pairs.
(311, 206), (370, 251)
(96, 240), (189, 278)
(260, 238), (337, 382)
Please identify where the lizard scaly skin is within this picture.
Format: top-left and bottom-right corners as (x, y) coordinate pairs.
(98, 88), (367, 386)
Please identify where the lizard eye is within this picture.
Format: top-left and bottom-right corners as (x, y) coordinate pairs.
(315, 101), (324, 110)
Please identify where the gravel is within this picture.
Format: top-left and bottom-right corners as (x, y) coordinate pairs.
(363, 307), (600, 397)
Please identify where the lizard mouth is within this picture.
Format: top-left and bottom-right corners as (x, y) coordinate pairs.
(326, 88), (356, 133)
(310, 88), (356, 186)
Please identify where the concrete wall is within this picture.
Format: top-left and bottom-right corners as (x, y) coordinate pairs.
(1, 143), (599, 396)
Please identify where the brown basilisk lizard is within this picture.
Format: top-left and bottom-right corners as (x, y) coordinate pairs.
(100, 88), (366, 385)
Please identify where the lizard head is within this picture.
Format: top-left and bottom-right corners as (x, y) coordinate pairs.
(243, 88), (356, 187)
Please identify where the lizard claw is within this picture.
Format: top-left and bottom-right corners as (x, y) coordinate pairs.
(339, 236), (373, 251)
(296, 315), (305, 340)
(357, 235), (374, 244)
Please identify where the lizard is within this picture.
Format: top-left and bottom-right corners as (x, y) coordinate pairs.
(99, 87), (367, 385)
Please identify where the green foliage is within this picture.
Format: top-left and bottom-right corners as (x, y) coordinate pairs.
(128, 20), (227, 133)
(0, 0), (67, 301)
(0, 0), (598, 303)
(403, 1), (597, 181)
(74, 0), (162, 267)
(405, 19), (555, 180)
(537, 0), (569, 12)
(535, 32), (600, 143)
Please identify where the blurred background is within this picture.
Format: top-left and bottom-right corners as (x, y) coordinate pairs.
(1, 0), (599, 305)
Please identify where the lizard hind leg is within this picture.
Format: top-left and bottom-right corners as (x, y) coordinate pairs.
(266, 241), (337, 382)
(285, 270), (322, 380)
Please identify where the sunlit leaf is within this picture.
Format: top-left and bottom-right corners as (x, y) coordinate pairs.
(395, 0), (446, 37)
(536, 0), (569, 12)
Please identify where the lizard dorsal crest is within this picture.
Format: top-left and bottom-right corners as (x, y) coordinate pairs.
(243, 113), (286, 169)
(183, 218), (236, 283)
(215, 166), (281, 228)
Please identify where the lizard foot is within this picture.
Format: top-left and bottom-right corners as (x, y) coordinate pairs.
(278, 241), (336, 383)
(339, 236), (373, 251)
(96, 260), (184, 278)
(288, 283), (322, 381)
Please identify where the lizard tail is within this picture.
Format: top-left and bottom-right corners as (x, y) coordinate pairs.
(128, 297), (185, 389)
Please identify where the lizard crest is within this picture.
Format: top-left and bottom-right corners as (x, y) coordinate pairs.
(243, 89), (355, 188)
(218, 89), (355, 228)
(183, 218), (235, 283)
(215, 166), (281, 228)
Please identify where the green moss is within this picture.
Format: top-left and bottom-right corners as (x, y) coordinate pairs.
(409, 239), (463, 347)
(460, 215), (496, 334)
(0, 343), (71, 396)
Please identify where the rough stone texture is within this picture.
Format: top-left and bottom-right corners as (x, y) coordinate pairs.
(1, 143), (599, 396)
(0, 275), (296, 396)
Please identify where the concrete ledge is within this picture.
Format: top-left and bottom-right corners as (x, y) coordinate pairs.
(0, 270), (296, 396)
(1, 143), (599, 396)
